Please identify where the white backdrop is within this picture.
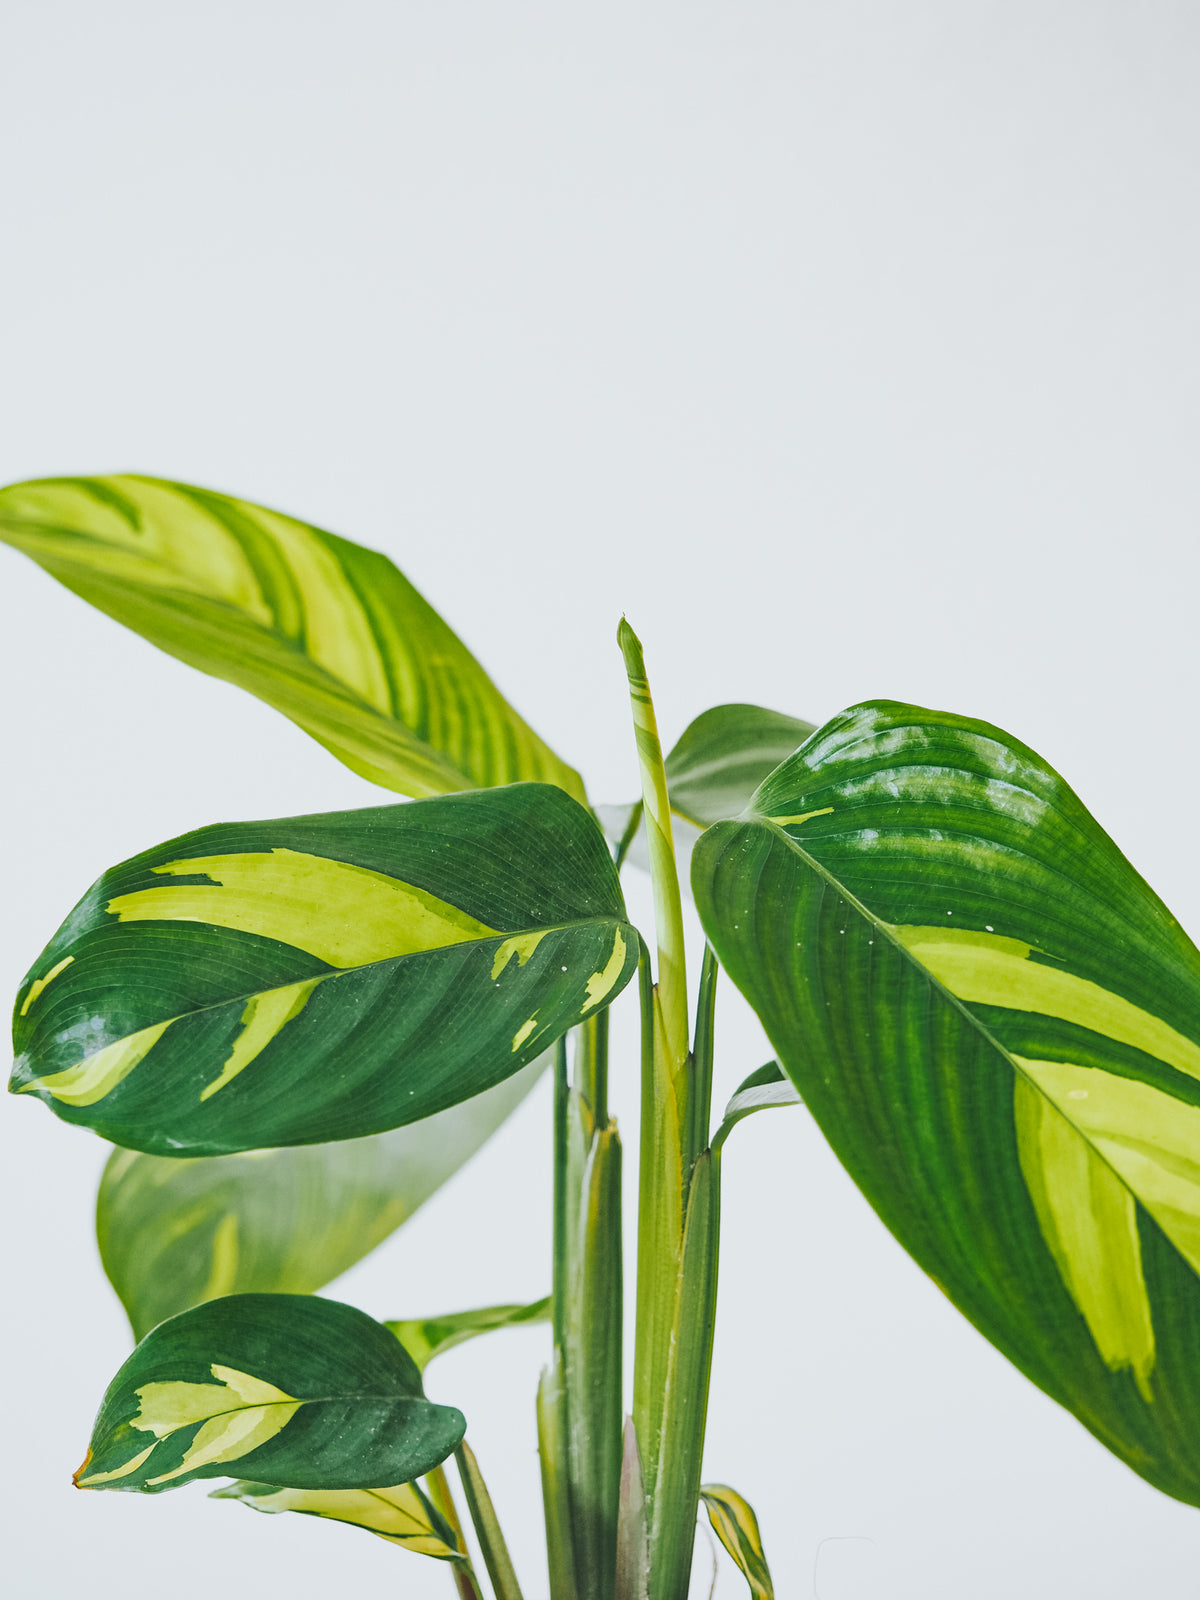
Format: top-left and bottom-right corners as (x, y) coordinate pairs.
(3, 3), (1199, 1596)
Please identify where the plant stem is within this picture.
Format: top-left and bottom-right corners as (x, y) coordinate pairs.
(538, 1352), (579, 1600)
(456, 1440), (525, 1600)
(425, 1462), (485, 1600)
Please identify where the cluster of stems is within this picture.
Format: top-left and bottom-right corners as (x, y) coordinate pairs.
(423, 623), (721, 1600)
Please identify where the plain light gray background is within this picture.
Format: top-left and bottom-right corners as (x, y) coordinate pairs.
(3, 3), (1199, 1595)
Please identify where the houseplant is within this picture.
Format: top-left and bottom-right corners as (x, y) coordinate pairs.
(6, 471), (1200, 1598)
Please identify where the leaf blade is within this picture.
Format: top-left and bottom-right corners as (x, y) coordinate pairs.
(0, 474), (584, 801)
(13, 785), (637, 1155)
(76, 1294), (464, 1494)
(99, 1059), (548, 1339)
(699, 1485), (774, 1599)
(693, 700), (1200, 1506)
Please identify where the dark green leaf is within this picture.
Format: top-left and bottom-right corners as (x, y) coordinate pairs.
(12, 785), (637, 1155)
(694, 700), (1200, 1507)
(100, 1058), (547, 1340)
(0, 474), (584, 801)
(664, 703), (817, 827)
(75, 1294), (464, 1494)
(387, 1297), (551, 1373)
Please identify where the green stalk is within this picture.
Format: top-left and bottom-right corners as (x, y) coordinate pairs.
(564, 1121), (624, 1599)
(456, 1440), (525, 1600)
(645, 1152), (722, 1599)
(619, 621), (721, 1598)
(538, 1352), (579, 1600)
(425, 1462), (485, 1600)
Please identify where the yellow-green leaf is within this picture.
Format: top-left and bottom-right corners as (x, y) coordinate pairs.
(700, 1485), (774, 1599)
(0, 474), (584, 801)
(212, 1477), (463, 1560)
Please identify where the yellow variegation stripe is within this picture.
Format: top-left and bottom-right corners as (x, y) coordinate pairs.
(892, 925), (1200, 1083)
(200, 1213), (240, 1301)
(700, 1485), (774, 1598)
(490, 930), (550, 979)
(1019, 1059), (1200, 1281)
(512, 1017), (538, 1051)
(19, 1020), (170, 1107)
(217, 1480), (461, 1558)
(770, 806), (834, 827)
(200, 977), (322, 1101)
(584, 927), (628, 1010)
(107, 849), (500, 967)
(74, 1443), (157, 1486)
(18, 955), (74, 1016)
(76, 1363), (300, 1488)
(1014, 1074), (1155, 1399)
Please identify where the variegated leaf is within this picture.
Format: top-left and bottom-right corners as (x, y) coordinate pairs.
(694, 700), (1200, 1506)
(99, 1059), (547, 1339)
(0, 474), (583, 801)
(76, 1294), (463, 1494)
(212, 1476), (463, 1560)
(12, 785), (637, 1156)
(387, 1296), (551, 1373)
(699, 1486), (773, 1599)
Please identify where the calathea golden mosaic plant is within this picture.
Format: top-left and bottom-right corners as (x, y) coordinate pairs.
(6, 473), (1200, 1599)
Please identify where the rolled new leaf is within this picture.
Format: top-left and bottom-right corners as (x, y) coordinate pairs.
(12, 785), (638, 1156)
(99, 1059), (548, 1339)
(75, 1294), (464, 1494)
(212, 1477), (463, 1560)
(0, 474), (584, 801)
(694, 700), (1200, 1506)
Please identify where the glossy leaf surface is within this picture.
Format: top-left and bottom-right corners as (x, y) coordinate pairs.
(76, 1294), (464, 1493)
(13, 785), (637, 1156)
(100, 1059), (547, 1339)
(212, 1476), (463, 1560)
(694, 701), (1200, 1505)
(0, 475), (583, 801)
(387, 1296), (551, 1373)
(699, 1486), (774, 1599)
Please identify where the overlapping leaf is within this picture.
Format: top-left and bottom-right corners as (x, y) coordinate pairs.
(99, 1059), (547, 1339)
(0, 474), (583, 800)
(598, 702), (815, 869)
(12, 784), (637, 1156)
(694, 700), (1200, 1505)
(212, 1476), (463, 1560)
(75, 1294), (464, 1494)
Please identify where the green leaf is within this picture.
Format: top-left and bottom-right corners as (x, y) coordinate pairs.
(663, 703), (817, 828)
(99, 1058), (548, 1340)
(693, 699), (1200, 1507)
(699, 1485), (774, 1599)
(12, 785), (638, 1156)
(0, 474), (584, 802)
(598, 701), (815, 871)
(387, 1296), (551, 1373)
(711, 1062), (802, 1151)
(212, 1476), (464, 1561)
(75, 1293), (464, 1494)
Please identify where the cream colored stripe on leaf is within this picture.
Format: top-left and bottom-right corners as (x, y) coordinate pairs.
(107, 849), (500, 967)
(18, 955), (74, 1016)
(217, 1481), (461, 1558)
(18, 1019), (171, 1107)
(1014, 1074), (1155, 1399)
(893, 925), (1200, 1083)
(1018, 1058), (1200, 1283)
(200, 976), (322, 1101)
